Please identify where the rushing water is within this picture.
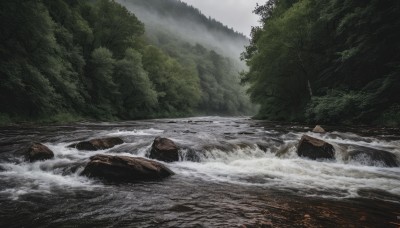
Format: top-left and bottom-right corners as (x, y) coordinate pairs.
(0, 117), (399, 227)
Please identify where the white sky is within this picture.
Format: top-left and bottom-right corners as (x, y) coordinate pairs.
(180, 0), (265, 37)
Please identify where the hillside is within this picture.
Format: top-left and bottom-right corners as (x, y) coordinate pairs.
(242, 0), (400, 126)
(117, 0), (255, 115)
(116, 0), (249, 59)
(0, 0), (255, 124)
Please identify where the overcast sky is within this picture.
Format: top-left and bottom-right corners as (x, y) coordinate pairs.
(180, 0), (265, 37)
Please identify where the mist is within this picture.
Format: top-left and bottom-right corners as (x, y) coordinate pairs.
(116, 0), (249, 65)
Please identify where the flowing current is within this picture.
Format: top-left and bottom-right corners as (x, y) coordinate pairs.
(0, 117), (399, 227)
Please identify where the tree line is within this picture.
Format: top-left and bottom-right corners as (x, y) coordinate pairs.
(118, 0), (255, 115)
(0, 0), (253, 124)
(242, 0), (400, 126)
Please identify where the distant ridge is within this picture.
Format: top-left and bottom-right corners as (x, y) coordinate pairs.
(117, 0), (249, 59)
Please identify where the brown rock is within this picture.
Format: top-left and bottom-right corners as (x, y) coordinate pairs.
(312, 125), (326, 133)
(26, 143), (54, 162)
(68, 137), (124, 151)
(348, 147), (398, 167)
(149, 137), (179, 162)
(81, 154), (174, 182)
(297, 135), (335, 160)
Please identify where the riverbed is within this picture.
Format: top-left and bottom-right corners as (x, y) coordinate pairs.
(0, 117), (399, 227)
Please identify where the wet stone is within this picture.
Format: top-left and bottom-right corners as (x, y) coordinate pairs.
(26, 143), (54, 162)
(348, 147), (398, 167)
(149, 137), (179, 162)
(297, 135), (335, 160)
(81, 154), (174, 182)
(312, 125), (326, 133)
(169, 205), (195, 212)
(68, 137), (124, 151)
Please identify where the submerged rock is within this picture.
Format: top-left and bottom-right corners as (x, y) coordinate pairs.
(81, 154), (174, 182)
(26, 143), (54, 162)
(169, 204), (195, 212)
(297, 135), (335, 160)
(202, 144), (233, 152)
(149, 137), (179, 162)
(180, 147), (200, 162)
(257, 144), (269, 152)
(349, 148), (398, 167)
(238, 131), (256, 135)
(312, 125), (326, 133)
(68, 137), (124, 151)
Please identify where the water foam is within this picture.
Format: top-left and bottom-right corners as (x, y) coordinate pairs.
(171, 146), (400, 198)
(106, 128), (164, 137)
(1, 121), (399, 201)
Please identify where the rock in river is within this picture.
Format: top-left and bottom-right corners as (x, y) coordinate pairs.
(149, 137), (179, 162)
(297, 135), (335, 160)
(348, 147), (398, 167)
(81, 155), (174, 182)
(312, 125), (326, 133)
(68, 137), (124, 151)
(26, 143), (54, 162)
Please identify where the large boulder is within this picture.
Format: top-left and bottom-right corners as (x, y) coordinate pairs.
(68, 137), (124, 151)
(149, 137), (179, 162)
(297, 135), (335, 160)
(26, 143), (54, 162)
(312, 125), (326, 133)
(81, 155), (174, 182)
(348, 147), (398, 167)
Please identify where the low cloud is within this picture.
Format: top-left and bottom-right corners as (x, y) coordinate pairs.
(180, 0), (264, 37)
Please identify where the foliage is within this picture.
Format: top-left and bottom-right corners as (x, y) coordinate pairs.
(242, 0), (400, 126)
(114, 48), (158, 118)
(0, 113), (11, 126)
(118, 0), (256, 115)
(0, 0), (254, 123)
(305, 90), (371, 124)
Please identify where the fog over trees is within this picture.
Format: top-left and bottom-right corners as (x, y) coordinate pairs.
(0, 0), (255, 124)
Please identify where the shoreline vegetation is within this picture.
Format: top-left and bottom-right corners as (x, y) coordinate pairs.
(241, 0), (400, 127)
(1, 0), (399, 127)
(0, 0), (255, 126)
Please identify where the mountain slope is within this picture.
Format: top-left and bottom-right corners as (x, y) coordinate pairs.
(0, 0), (255, 124)
(116, 0), (248, 62)
(117, 0), (256, 115)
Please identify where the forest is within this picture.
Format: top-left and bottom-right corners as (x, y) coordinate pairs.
(242, 0), (400, 126)
(2, 0), (398, 126)
(117, 0), (249, 58)
(0, 0), (253, 124)
(117, 0), (254, 116)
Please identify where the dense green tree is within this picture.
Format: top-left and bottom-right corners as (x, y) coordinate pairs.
(0, 0), (256, 124)
(83, 0), (144, 58)
(0, 0), (81, 118)
(114, 48), (157, 118)
(87, 47), (119, 118)
(119, 0), (256, 115)
(142, 46), (201, 116)
(242, 0), (400, 126)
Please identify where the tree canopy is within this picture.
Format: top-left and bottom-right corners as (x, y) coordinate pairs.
(242, 0), (400, 126)
(0, 0), (254, 123)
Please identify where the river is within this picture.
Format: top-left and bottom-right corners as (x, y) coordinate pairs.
(0, 117), (399, 227)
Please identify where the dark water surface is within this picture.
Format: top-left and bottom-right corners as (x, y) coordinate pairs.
(0, 117), (399, 227)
